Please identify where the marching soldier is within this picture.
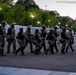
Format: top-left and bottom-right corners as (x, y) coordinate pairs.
(53, 27), (59, 52)
(40, 25), (47, 54)
(7, 24), (16, 53)
(66, 29), (75, 52)
(0, 22), (6, 56)
(46, 29), (56, 54)
(61, 28), (67, 54)
(33, 29), (41, 55)
(24, 26), (33, 53)
(15, 28), (27, 55)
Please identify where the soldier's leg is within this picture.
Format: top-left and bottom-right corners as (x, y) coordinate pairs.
(34, 45), (40, 55)
(7, 41), (12, 53)
(61, 43), (66, 54)
(24, 40), (28, 49)
(70, 44), (74, 52)
(15, 46), (25, 55)
(54, 41), (59, 52)
(51, 46), (55, 54)
(15, 40), (24, 55)
(13, 39), (16, 53)
(29, 41), (33, 53)
(65, 44), (69, 52)
(1, 39), (5, 56)
(42, 40), (47, 54)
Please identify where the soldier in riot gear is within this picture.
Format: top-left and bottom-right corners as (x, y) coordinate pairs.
(53, 26), (59, 52)
(65, 29), (75, 52)
(46, 29), (56, 54)
(40, 25), (47, 54)
(0, 26), (3, 56)
(60, 28), (67, 54)
(33, 29), (41, 55)
(15, 28), (27, 55)
(0, 22), (6, 56)
(7, 24), (16, 53)
(24, 26), (33, 53)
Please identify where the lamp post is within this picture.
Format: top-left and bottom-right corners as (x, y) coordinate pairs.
(66, 24), (68, 27)
(48, 20), (50, 22)
(58, 22), (60, 25)
(0, 6), (2, 11)
(31, 15), (35, 26)
(37, 21), (40, 26)
(48, 20), (50, 28)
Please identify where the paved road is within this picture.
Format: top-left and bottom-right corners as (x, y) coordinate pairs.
(0, 36), (76, 72)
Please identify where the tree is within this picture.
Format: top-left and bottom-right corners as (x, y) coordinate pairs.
(14, 5), (25, 25)
(0, 0), (13, 4)
(49, 11), (56, 16)
(23, 8), (42, 26)
(16, 0), (39, 11)
(42, 11), (58, 27)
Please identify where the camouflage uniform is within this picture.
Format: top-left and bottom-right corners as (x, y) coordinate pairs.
(15, 28), (26, 55)
(7, 24), (16, 53)
(40, 25), (47, 54)
(0, 22), (6, 56)
(33, 29), (41, 55)
(24, 27), (33, 53)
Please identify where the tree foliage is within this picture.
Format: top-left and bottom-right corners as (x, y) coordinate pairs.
(0, 0), (75, 29)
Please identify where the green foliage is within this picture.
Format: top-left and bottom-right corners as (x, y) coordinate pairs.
(42, 11), (58, 27)
(28, 8), (42, 26)
(71, 24), (76, 31)
(1, 0), (74, 28)
(14, 5), (25, 25)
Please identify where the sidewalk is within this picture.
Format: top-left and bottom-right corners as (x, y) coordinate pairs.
(0, 66), (76, 75)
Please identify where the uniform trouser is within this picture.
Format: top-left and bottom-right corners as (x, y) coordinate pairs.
(47, 43), (54, 54)
(16, 40), (25, 55)
(54, 40), (58, 52)
(0, 38), (5, 55)
(24, 40), (33, 52)
(61, 40), (66, 53)
(7, 39), (16, 53)
(34, 42), (42, 54)
(50, 46), (54, 54)
(40, 40), (46, 52)
(16, 46), (25, 54)
(66, 40), (74, 51)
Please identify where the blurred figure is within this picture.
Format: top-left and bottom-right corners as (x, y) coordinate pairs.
(0, 21), (6, 56)
(40, 25), (47, 54)
(60, 28), (68, 54)
(46, 29), (56, 54)
(7, 24), (16, 53)
(24, 26), (33, 53)
(66, 29), (75, 52)
(53, 26), (59, 52)
(15, 28), (27, 55)
(33, 29), (41, 55)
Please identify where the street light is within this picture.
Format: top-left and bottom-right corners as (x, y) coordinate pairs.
(31, 14), (35, 26)
(0, 6), (2, 11)
(37, 21), (40, 26)
(58, 22), (61, 25)
(37, 21), (40, 24)
(71, 26), (72, 28)
(66, 24), (68, 27)
(48, 20), (50, 22)
(48, 20), (50, 28)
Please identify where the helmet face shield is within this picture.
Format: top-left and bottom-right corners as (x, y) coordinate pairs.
(42, 25), (46, 30)
(1, 21), (6, 27)
(19, 28), (23, 32)
(11, 24), (14, 28)
(35, 29), (39, 33)
(27, 27), (31, 31)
